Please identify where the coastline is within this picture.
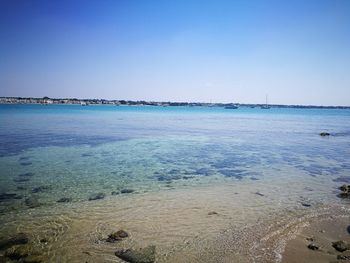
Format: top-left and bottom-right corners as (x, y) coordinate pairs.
(1, 98), (350, 109)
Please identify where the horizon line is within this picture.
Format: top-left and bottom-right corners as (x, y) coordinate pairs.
(1, 96), (350, 108)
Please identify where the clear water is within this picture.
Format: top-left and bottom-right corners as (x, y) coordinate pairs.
(0, 104), (350, 262)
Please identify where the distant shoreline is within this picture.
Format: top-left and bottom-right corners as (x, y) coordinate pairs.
(0, 96), (349, 109)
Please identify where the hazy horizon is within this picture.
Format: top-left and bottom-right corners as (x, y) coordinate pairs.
(1, 0), (350, 106)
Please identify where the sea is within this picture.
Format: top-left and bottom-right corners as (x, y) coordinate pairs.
(0, 104), (350, 262)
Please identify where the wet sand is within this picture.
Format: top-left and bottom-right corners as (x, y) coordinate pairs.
(282, 216), (350, 263)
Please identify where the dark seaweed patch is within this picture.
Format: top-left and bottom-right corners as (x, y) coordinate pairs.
(18, 172), (34, 177)
(195, 168), (213, 176)
(0, 193), (22, 202)
(333, 177), (350, 183)
(20, 162), (32, 166)
(219, 169), (246, 179)
(32, 185), (52, 193)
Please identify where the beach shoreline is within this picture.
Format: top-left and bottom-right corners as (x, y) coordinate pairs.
(1, 183), (349, 262)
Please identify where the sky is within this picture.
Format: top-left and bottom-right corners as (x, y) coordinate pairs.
(0, 0), (350, 105)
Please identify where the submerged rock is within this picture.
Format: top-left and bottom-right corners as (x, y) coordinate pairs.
(338, 185), (350, 198)
(111, 191), (119, 195)
(0, 233), (29, 250)
(39, 238), (48, 244)
(4, 246), (43, 263)
(320, 132), (330, 136)
(115, 245), (156, 263)
(25, 197), (41, 208)
(332, 241), (349, 252)
(57, 197), (72, 203)
(208, 211), (218, 215)
(338, 255), (350, 260)
(4, 246), (29, 260)
(307, 243), (319, 250)
(182, 176), (195, 180)
(106, 230), (129, 242)
(120, 189), (135, 194)
(88, 193), (105, 201)
(255, 192), (265, 197)
(301, 202), (311, 207)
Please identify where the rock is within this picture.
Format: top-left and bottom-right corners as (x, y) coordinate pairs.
(115, 245), (156, 263)
(339, 185), (350, 192)
(320, 132), (330, 136)
(120, 189), (135, 194)
(106, 230), (129, 242)
(337, 255), (350, 260)
(307, 243), (319, 250)
(347, 225), (350, 235)
(301, 202), (311, 207)
(0, 233), (29, 250)
(31, 186), (51, 193)
(338, 185), (350, 198)
(4, 246), (29, 260)
(332, 241), (349, 252)
(111, 191), (119, 195)
(88, 193), (105, 201)
(208, 211), (218, 215)
(306, 237), (314, 242)
(255, 192), (265, 197)
(39, 238), (48, 243)
(25, 197), (41, 208)
(57, 197), (72, 203)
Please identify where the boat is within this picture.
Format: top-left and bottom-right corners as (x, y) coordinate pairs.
(225, 104), (239, 109)
(261, 95), (270, 109)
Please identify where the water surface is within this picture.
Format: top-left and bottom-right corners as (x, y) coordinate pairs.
(0, 104), (350, 262)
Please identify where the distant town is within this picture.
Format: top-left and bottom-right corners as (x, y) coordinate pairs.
(0, 96), (349, 109)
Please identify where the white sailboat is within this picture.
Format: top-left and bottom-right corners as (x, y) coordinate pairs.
(261, 94), (270, 109)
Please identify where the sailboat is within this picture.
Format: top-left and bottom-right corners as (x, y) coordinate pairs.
(261, 95), (270, 109)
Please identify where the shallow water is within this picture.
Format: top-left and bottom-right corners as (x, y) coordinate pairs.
(0, 104), (350, 262)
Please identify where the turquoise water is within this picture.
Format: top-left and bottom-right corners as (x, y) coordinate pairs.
(1, 104), (350, 262)
(1, 104), (350, 209)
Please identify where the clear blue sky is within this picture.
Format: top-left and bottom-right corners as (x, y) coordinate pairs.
(1, 0), (350, 105)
